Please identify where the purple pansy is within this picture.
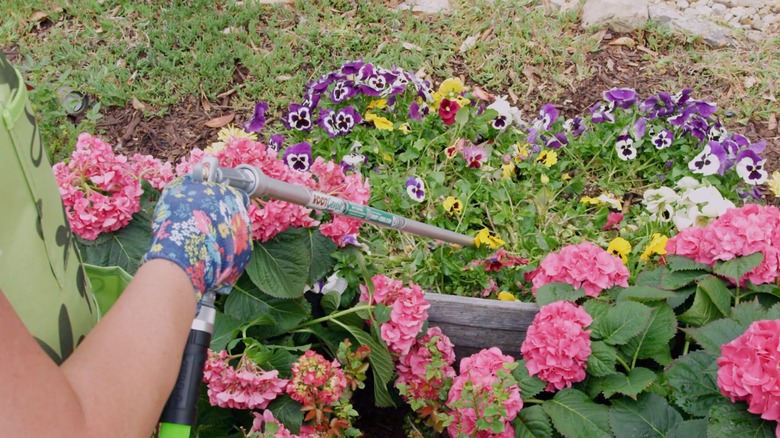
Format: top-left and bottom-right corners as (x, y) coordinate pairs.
(284, 104), (314, 131)
(301, 89), (321, 110)
(243, 101), (269, 133)
(672, 89), (693, 107)
(341, 61), (366, 76)
(408, 101), (429, 121)
(533, 103), (559, 131)
(603, 88), (637, 109)
(632, 118), (647, 139)
(340, 153), (366, 172)
(736, 150), (768, 185)
(318, 108), (339, 138)
(334, 106), (361, 135)
(590, 101), (616, 124)
(331, 80), (357, 103)
(545, 133), (569, 149)
(307, 72), (336, 95)
(283, 142), (313, 172)
(684, 114), (710, 141)
(639, 92), (675, 119)
(267, 134), (285, 153)
(688, 142), (726, 176)
(707, 119), (728, 142)
(405, 176), (426, 202)
(615, 134), (637, 160)
(563, 116), (586, 136)
(651, 129), (674, 149)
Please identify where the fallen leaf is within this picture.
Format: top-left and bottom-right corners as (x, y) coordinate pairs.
(606, 58), (614, 71)
(636, 45), (659, 57)
(459, 35), (479, 53)
(608, 36), (635, 47)
(131, 96), (146, 111)
(763, 93), (777, 102)
(769, 113), (778, 131)
(29, 11), (49, 23)
(472, 86), (495, 101)
(204, 113), (235, 128)
(508, 88), (518, 104)
(402, 42), (423, 52)
(374, 41), (387, 56)
(744, 76), (758, 89)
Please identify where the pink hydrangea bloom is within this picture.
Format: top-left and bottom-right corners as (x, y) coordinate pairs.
(309, 157), (371, 246)
(202, 350), (288, 410)
(129, 153), (174, 190)
(446, 348), (522, 438)
(250, 410), (299, 438)
(287, 350), (347, 406)
(360, 275), (430, 356)
(521, 301), (592, 391)
(53, 133), (142, 240)
(531, 242), (630, 297)
(717, 319), (780, 436)
(395, 326), (456, 401)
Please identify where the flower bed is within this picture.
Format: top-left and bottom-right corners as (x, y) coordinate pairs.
(55, 60), (780, 437)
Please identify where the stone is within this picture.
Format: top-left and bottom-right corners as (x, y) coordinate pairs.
(712, 3), (727, 14)
(395, 0), (451, 14)
(713, 0), (762, 7)
(581, 0), (650, 32)
(677, 0), (690, 7)
(649, 3), (734, 46)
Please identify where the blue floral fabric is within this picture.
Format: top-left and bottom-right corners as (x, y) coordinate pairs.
(143, 176), (252, 300)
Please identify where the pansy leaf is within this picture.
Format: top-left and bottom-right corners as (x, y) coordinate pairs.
(665, 350), (720, 417)
(713, 252), (764, 283)
(608, 392), (683, 438)
(666, 255), (712, 273)
(665, 419), (708, 438)
(455, 106), (470, 125)
(590, 301), (652, 346)
(535, 282), (585, 306)
(542, 388), (611, 438)
(512, 405), (553, 438)
(586, 341), (618, 377)
(593, 367), (657, 399)
(267, 395), (304, 435)
(683, 318), (744, 357)
(707, 400), (775, 437)
(512, 360), (547, 399)
(619, 303), (676, 367)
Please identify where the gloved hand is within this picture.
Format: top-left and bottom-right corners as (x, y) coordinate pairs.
(143, 175), (252, 301)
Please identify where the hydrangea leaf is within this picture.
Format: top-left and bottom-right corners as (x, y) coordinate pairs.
(635, 266), (705, 291)
(608, 392), (683, 438)
(615, 286), (677, 303)
(665, 350), (720, 417)
(707, 400), (776, 437)
(247, 228), (310, 299)
(512, 405), (553, 438)
(678, 284), (725, 328)
(512, 360), (547, 399)
(535, 282), (585, 306)
(344, 322), (396, 408)
(583, 300), (611, 324)
(304, 228), (337, 284)
(665, 419), (707, 438)
(713, 252), (764, 283)
(766, 302), (780, 319)
(730, 299), (767, 327)
(267, 395), (304, 434)
(683, 318), (744, 357)
(223, 282), (309, 340)
(320, 290), (341, 315)
(77, 215), (152, 275)
(542, 388), (611, 438)
(242, 340), (300, 378)
(593, 367), (657, 399)
(697, 275), (733, 317)
(590, 301), (652, 346)
(587, 341), (618, 377)
(619, 303), (676, 367)
(209, 311), (243, 351)
(665, 255), (712, 273)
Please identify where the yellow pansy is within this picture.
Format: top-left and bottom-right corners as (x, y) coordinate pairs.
(769, 171), (780, 197)
(501, 162), (516, 179)
(562, 172), (572, 181)
(536, 150), (558, 167)
(367, 99), (387, 110)
(206, 124), (258, 153)
(365, 112), (394, 131)
(513, 143), (531, 161)
(442, 196), (463, 216)
(432, 77), (470, 108)
(608, 237), (632, 264)
(640, 233), (669, 262)
(382, 153), (394, 162)
(497, 291), (517, 301)
(398, 123), (412, 134)
(580, 196), (601, 205)
(475, 228), (506, 249)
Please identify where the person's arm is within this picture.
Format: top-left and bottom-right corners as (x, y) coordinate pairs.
(0, 259), (196, 438)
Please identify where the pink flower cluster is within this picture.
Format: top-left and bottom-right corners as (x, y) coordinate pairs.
(310, 157), (370, 247)
(202, 350), (288, 410)
(250, 410), (299, 438)
(52, 133), (143, 240)
(359, 274), (431, 356)
(531, 241), (630, 297)
(717, 319), (780, 436)
(446, 348), (523, 438)
(286, 350), (347, 407)
(395, 326), (456, 402)
(667, 204), (780, 285)
(128, 153), (174, 190)
(521, 301), (592, 391)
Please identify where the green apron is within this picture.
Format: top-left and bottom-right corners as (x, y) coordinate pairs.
(0, 52), (98, 364)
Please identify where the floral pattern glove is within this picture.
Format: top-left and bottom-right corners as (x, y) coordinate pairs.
(143, 175), (252, 300)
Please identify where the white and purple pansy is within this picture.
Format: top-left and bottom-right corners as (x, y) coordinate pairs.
(533, 103), (559, 131)
(334, 106), (362, 135)
(301, 89), (321, 110)
(318, 108), (339, 138)
(283, 142), (313, 172)
(736, 150), (768, 185)
(461, 145), (488, 168)
(590, 100), (616, 124)
(340, 153), (366, 172)
(672, 88), (693, 107)
(545, 133), (569, 149)
(631, 117), (647, 139)
(707, 119), (728, 142)
(639, 92), (675, 119)
(563, 116), (586, 136)
(651, 129), (674, 149)
(405, 176), (426, 202)
(331, 80), (357, 103)
(683, 114), (710, 141)
(307, 72), (336, 95)
(408, 101), (428, 121)
(688, 141), (726, 176)
(603, 88), (637, 109)
(243, 101), (269, 133)
(284, 103), (314, 131)
(267, 134), (284, 153)
(615, 134), (637, 160)
(340, 60), (366, 76)
(486, 97), (513, 130)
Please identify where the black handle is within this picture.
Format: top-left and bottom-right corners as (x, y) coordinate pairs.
(159, 328), (212, 426)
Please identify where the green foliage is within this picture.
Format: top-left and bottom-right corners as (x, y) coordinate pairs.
(609, 393), (683, 438)
(542, 389), (612, 438)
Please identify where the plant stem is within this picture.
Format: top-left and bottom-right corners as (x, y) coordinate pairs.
(616, 355), (631, 373)
(295, 304), (374, 330)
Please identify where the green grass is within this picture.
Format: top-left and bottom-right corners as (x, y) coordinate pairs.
(1, 0), (778, 160)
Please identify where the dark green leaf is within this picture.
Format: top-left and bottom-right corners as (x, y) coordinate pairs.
(684, 318), (744, 357)
(616, 286), (677, 303)
(513, 405), (553, 438)
(77, 215), (152, 275)
(583, 300), (611, 324)
(665, 419), (707, 438)
(731, 299), (768, 326)
(595, 367), (657, 399)
(542, 388), (611, 438)
(620, 304), (676, 367)
(666, 286), (697, 309)
(586, 341), (618, 377)
(714, 252), (764, 283)
(247, 229), (310, 299)
(267, 395), (304, 434)
(535, 282), (585, 306)
(707, 401), (775, 437)
(666, 255), (712, 273)
(678, 281), (726, 327)
(512, 360), (547, 399)
(665, 350), (720, 417)
(320, 291), (341, 315)
(243, 342), (299, 378)
(636, 266), (705, 291)
(210, 312), (243, 351)
(304, 229), (337, 283)
(698, 275), (733, 317)
(767, 302), (780, 319)
(609, 392), (683, 438)
(373, 303), (392, 324)
(337, 320), (396, 407)
(590, 301), (652, 346)
(224, 284), (309, 339)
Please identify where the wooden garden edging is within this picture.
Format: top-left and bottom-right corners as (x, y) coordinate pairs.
(424, 293), (539, 361)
